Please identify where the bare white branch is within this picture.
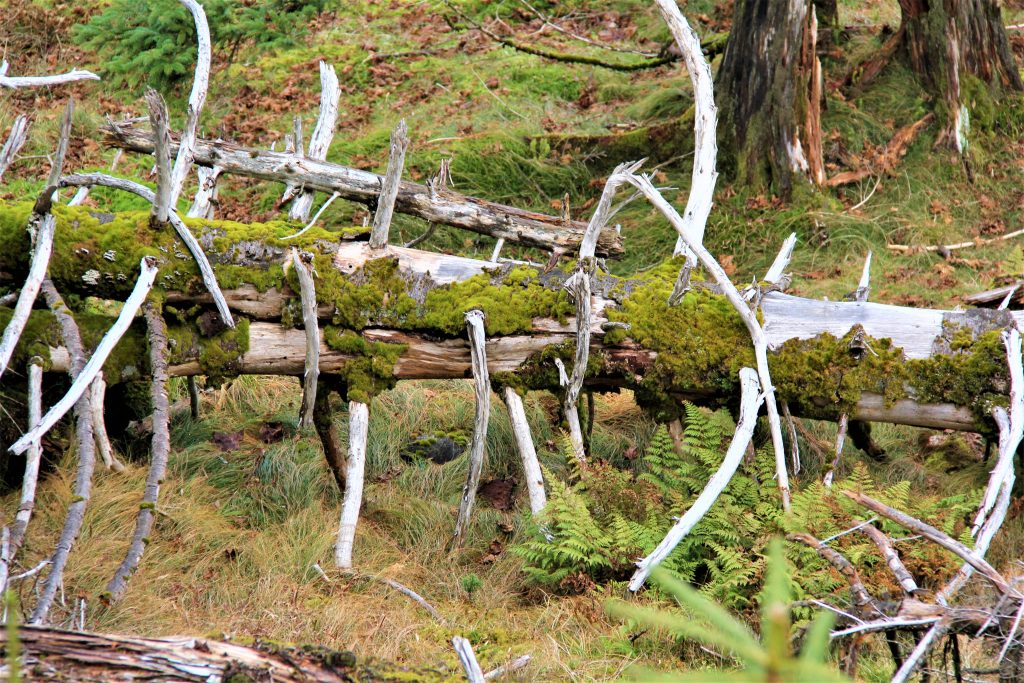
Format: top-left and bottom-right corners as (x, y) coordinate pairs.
(501, 387), (546, 515)
(629, 367), (764, 591)
(146, 89), (174, 224)
(186, 165), (222, 219)
(0, 68), (99, 89)
(0, 210), (55, 381)
(453, 310), (490, 546)
(167, 0), (212, 208)
(624, 172), (791, 510)
(9, 361), (43, 558)
(90, 374), (124, 472)
(653, 0), (718, 262)
(452, 636), (486, 683)
(369, 119), (410, 250)
(290, 62), (341, 221)
(335, 400), (369, 568)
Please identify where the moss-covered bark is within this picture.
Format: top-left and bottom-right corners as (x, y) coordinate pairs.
(0, 204), (1016, 433)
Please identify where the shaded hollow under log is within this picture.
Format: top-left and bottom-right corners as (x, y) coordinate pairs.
(0, 203), (1020, 437)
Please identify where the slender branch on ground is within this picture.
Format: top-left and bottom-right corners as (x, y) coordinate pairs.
(860, 523), (919, 595)
(788, 532), (878, 614)
(10, 257), (159, 456)
(335, 401), (369, 569)
(453, 310), (490, 547)
(339, 570), (446, 624)
(629, 367), (764, 591)
(292, 249), (320, 428)
(0, 62), (99, 89)
(369, 119), (410, 250)
(105, 302), (171, 602)
(484, 655), (532, 680)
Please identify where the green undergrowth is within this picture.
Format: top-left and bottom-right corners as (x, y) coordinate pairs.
(516, 406), (978, 614)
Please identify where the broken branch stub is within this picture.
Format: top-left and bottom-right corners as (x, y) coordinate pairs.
(292, 249), (320, 429)
(335, 400), (369, 569)
(453, 310), (490, 547)
(0, 116), (29, 182)
(369, 119), (410, 250)
(146, 89), (174, 224)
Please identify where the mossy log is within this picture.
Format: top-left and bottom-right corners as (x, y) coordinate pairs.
(0, 203), (1018, 433)
(102, 121), (623, 257)
(1, 625), (445, 682)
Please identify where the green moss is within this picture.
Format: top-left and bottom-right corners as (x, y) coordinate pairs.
(323, 327), (407, 403)
(168, 318), (251, 381)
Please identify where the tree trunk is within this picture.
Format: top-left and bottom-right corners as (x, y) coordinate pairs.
(717, 0), (825, 196)
(898, 0), (1023, 148)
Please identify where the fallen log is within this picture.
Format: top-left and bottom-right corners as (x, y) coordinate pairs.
(1, 625), (445, 682)
(0, 204), (1017, 435)
(101, 121), (623, 257)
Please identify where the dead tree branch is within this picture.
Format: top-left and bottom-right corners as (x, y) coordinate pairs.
(335, 401), (369, 569)
(453, 310), (490, 547)
(292, 249), (320, 428)
(369, 119), (410, 250)
(290, 62), (341, 221)
(0, 116), (29, 182)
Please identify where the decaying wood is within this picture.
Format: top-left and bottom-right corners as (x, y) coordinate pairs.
(0, 61), (99, 89)
(1, 625), (441, 682)
(0, 97), (72, 380)
(889, 225), (1024, 255)
(829, 114), (934, 187)
(103, 121), (624, 256)
(341, 570), (446, 624)
(105, 303), (172, 602)
(146, 89), (173, 224)
(89, 374), (124, 472)
(501, 387), (546, 515)
(453, 310), (490, 547)
(313, 381), (347, 491)
(453, 636), (486, 683)
(292, 249), (320, 428)
(186, 165), (221, 219)
(31, 282), (98, 625)
(10, 258), (158, 456)
(629, 367), (764, 591)
(335, 400), (369, 569)
(0, 115), (29, 182)
(290, 62), (341, 221)
(484, 655), (532, 681)
(9, 361), (43, 560)
(652, 0), (718, 260)
(824, 252), (872, 487)
(369, 119), (410, 250)
(59, 173), (234, 328)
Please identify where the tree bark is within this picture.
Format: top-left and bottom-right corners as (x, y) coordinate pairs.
(898, 0), (1023, 147)
(717, 0), (825, 196)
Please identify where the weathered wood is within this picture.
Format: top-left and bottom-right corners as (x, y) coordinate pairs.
(369, 120), (410, 250)
(1, 625), (441, 682)
(501, 387), (546, 515)
(290, 61), (341, 221)
(0, 62), (99, 89)
(102, 121), (624, 256)
(335, 400), (368, 568)
(105, 303), (172, 602)
(292, 248), (320, 428)
(167, 0), (212, 209)
(453, 310), (490, 547)
(653, 0), (719, 260)
(0, 115), (29, 181)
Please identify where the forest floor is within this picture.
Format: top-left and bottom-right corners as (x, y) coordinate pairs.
(3, 0), (1024, 680)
